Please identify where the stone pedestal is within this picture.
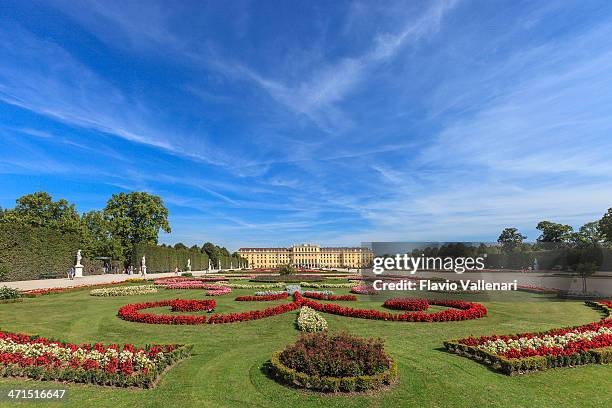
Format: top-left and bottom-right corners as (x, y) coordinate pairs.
(74, 265), (84, 278)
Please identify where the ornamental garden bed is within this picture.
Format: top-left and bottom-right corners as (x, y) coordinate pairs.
(0, 330), (192, 388)
(90, 285), (158, 297)
(251, 275), (324, 283)
(267, 332), (397, 393)
(444, 300), (612, 375)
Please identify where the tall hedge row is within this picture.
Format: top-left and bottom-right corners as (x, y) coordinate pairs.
(0, 223), (80, 281)
(131, 244), (244, 273)
(131, 244), (208, 273)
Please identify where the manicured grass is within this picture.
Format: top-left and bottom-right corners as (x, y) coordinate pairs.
(0, 284), (610, 408)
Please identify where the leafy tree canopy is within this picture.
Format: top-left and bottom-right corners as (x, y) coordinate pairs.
(536, 221), (574, 243)
(497, 227), (527, 252)
(0, 192), (80, 233)
(103, 192), (171, 260)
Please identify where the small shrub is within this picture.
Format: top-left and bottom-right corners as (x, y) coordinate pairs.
(0, 286), (21, 300)
(278, 264), (296, 276)
(181, 272), (193, 277)
(279, 332), (391, 377)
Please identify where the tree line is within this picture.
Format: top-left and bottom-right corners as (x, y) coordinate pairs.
(0, 191), (240, 268)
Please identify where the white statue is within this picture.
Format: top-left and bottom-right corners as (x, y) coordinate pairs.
(218, 259), (221, 270)
(208, 258), (212, 271)
(141, 254), (147, 276)
(187, 258), (192, 271)
(76, 249), (83, 266)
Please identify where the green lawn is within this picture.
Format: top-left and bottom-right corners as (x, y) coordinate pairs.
(0, 283), (610, 408)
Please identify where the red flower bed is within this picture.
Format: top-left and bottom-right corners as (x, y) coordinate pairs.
(294, 293), (486, 322)
(117, 291), (487, 326)
(383, 298), (429, 311)
(207, 302), (300, 324)
(0, 330), (192, 388)
(118, 297), (298, 325)
(169, 299), (216, 312)
(303, 292), (357, 301)
(235, 293), (289, 301)
(117, 300), (214, 324)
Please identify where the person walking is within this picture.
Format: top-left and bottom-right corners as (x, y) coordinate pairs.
(69, 266), (75, 280)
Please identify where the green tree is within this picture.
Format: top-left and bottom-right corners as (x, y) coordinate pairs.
(536, 221), (574, 243)
(497, 228), (527, 252)
(570, 221), (604, 246)
(278, 264), (296, 275)
(103, 192), (171, 265)
(81, 210), (123, 260)
(174, 242), (188, 250)
(599, 208), (612, 243)
(202, 242), (221, 266)
(0, 192), (80, 233)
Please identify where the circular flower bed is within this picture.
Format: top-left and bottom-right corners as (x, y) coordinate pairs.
(251, 275), (323, 283)
(90, 285), (158, 297)
(269, 332), (397, 392)
(383, 298), (429, 311)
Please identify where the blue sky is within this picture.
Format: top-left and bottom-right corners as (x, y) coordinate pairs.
(1, 0), (612, 250)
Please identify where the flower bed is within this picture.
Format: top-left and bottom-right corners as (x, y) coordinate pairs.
(251, 275), (323, 283)
(118, 298), (299, 325)
(383, 298), (429, 311)
(169, 299), (216, 312)
(301, 282), (356, 289)
(0, 330), (192, 388)
(268, 332), (397, 392)
(223, 282), (285, 289)
(254, 290), (286, 296)
(90, 285), (158, 297)
(444, 300), (612, 375)
(296, 293), (487, 322)
(235, 293), (289, 301)
(351, 285), (378, 295)
(21, 281), (126, 297)
(204, 286), (232, 296)
(296, 306), (328, 332)
(303, 292), (357, 301)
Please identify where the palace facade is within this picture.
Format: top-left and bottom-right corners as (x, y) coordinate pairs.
(237, 244), (373, 269)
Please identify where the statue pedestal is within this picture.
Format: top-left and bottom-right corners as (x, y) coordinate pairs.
(74, 265), (84, 278)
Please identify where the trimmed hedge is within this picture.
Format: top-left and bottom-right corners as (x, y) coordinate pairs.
(0, 223), (79, 281)
(269, 352), (397, 393)
(132, 244), (209, 273)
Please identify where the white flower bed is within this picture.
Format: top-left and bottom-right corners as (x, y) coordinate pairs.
(478, 326), (612, 354)
(223, 282), (285, 289)
(297, 306), (328, 332)
(90, 285), (158, 297)
(300, 282), (356, 288)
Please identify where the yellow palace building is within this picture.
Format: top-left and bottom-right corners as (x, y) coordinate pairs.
(237, 244), (373, 269)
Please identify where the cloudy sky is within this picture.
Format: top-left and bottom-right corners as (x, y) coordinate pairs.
(1, 0), (611, 250)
